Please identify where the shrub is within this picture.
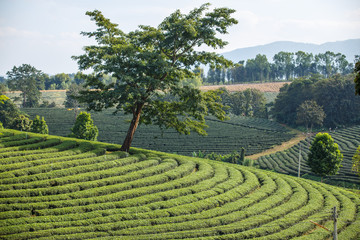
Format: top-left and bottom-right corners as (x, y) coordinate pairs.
(31, 115), (49, 134)
(10, 114), (32, 131)
(70, 112), (98, 141)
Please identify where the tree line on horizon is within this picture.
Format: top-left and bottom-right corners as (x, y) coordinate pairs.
(204, 51), (358, 84)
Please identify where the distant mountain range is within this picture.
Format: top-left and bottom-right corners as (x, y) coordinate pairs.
(221, 39), (360, 64)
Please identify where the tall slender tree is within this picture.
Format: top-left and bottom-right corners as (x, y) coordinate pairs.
(73, 4), (237, 152)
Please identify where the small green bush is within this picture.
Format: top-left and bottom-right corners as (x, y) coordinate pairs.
(70, 112), (98, 141)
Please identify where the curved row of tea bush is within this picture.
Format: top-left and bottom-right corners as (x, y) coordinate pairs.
(0, 129), (359, 239)
(23, 108), (295, 156)
(257, 125), (360, 186)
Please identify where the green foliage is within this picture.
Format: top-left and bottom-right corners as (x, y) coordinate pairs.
(0, 121), (3, 129)
(273, 74), (360, 127)
(258, 125), (360, 187)
(353, 145), (360, 177)
(72, 4), (238, 151)
(220, 88), (267, 117)
(0, 83), (7, 95)
(240, 147), (245, 164)
(355, 60), (360, 95)
(30, 115), (49, 134)
(296, 100), (326, 131)
(10, 114), (32, 131)
(308, 132), (343, 178)
(6, 64), (45, 108)
(204, 51), (353, 84)
(0, 95), (23, 128)
(23, 108), (295, 156)
(70, 111), (98, 141)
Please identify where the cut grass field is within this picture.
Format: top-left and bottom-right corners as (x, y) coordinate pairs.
(0, 129), (359, 239)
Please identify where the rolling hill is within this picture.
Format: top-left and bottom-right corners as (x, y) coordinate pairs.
(22, 108), (296, 156)
(0, 129), (359, 239)
(257, 126), (360, 187)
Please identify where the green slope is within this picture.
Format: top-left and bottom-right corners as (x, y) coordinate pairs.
(23, 108), (295, 156)
(257, 126), (360, 187)
(0, 129), (359, 239)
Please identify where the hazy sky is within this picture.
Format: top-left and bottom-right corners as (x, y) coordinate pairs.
(1, 0), (359, 76)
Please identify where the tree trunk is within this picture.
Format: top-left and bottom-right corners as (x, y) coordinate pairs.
(120, 104), (143, 152)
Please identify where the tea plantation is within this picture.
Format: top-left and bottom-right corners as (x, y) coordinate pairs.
(257, 125), (360, 187)
(23, 108), (296, 156)
(0, 129), (359, 239)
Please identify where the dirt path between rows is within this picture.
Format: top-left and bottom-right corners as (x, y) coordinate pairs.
(247, 127), (307, 160)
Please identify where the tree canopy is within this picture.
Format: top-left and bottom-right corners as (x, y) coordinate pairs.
(0, 95), (22, 128)
(6, 64), (45, 108)
(296, 100), (325, 131)
(307, 132), (343, 181)
(70, 112), (98, 141)
(31, 115), (49, 134)
(272, 74), (360, 127)
(73, 4), (238, 152)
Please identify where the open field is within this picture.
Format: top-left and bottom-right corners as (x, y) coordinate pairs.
(257, 126), (360, 187)
(23, 108), (296, 156)
(0, 129), (359, 239)
(200, 81), (290, 92)
(4, 82), (287, 107)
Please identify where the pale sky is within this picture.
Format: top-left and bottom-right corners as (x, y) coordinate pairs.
(0, 0), (359, 76)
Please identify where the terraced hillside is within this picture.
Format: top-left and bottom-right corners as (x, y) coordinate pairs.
(0, 129), (359, 239)
(23, 108), (295, 156)
(257, 126), (360, 186)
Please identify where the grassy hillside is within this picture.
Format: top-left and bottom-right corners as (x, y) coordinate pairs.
(0, 129), (359, 239)
(257, 126), (360, 187)
(23, 108), (296, 156)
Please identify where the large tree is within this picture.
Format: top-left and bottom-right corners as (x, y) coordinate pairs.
(307, 132), (343, 182)
(73, 4), (238, 152)
(296, 100), (325, 131)
(6, 64), (45, 108)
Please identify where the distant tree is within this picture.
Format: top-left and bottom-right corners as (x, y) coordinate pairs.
(273, 51), (294, 80)
(243, 88), (267, 117)
(11, 114), (32, 131)
(353, 146), (360, 177)
(73, 72), (86, 85)
(64, 83), (85, 119)
(272, 77), (318, 125)
(314, 74), (360, 127)
(31, 115), (49, 134)
(0, 95), (21, 128)
(294, 51), (313, 77)
(72, 5), (237, 152)
(70, 112), (98, 141)
(49, 73), (72, 90)
(254, 54), (270, 82)
(0, 83), (7, 95)
(6, 64), (45, 107)
(307, 132), (343, 182)
(296, 100), (326, 131)
(355, 60), (360, 95)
